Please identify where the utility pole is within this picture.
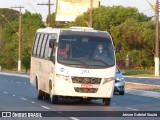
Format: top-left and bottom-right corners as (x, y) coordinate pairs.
(90, 0), (93, 27)
(147, 0), (159, 76)
(37, 0), (54, 27)
(11, 6), (24, 72)
(155, 0), (159, 76)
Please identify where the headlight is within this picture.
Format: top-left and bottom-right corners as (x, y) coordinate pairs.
(56, 74), (71, 83)
(116, 77), (124, 81)
(103, 77), (115, 84)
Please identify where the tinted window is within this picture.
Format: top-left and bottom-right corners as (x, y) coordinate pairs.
(44, 34), (57, 59)
(40, 34), (49, 58)
(37, 34), (44, 57)
(33, 34), (40, 55)
(44, 35), (50, 59)
(57, 35), (115, 68)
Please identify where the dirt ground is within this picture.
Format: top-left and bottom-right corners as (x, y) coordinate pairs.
(125, 82), (160, 92)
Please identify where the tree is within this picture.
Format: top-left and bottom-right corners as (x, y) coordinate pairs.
(0, 8), (19, 26)
(111, 18), (155, 69)
(1, 10), (44, 70)
(46, 13), (66, 28)
(68, 6), (149, 31)
(68, 5), (154, 69)
(20, 11), (44, 72)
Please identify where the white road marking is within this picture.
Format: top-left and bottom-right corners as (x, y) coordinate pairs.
(41, 106), (50, 110)
(12, 95), (16, 96)
(146, 81), (148, 83)
(20, 98), (27, 101)
(127, 107), (139, 111)
(31, 102), (35, 104)
(3, 92), (8, 94)
(24, 83), (26, 85)
(16, 82), (21, 84)
(69, 117), (79, 120)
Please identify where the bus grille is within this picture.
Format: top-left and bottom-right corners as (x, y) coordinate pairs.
(74, 87), (98, 93)
(72, 77), (101, 84)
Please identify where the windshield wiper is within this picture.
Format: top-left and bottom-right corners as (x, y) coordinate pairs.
(91, 58), (109, 66)
(60, 58), (88, 65)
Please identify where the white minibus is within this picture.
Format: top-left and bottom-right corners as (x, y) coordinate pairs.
(30, 27), (118, 105)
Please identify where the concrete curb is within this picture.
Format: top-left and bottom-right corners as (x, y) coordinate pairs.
(124, 75), (160, 79)
(126, 82), (160, 88)
(0, 71), (29, 78)
(125, 88), (160, 99)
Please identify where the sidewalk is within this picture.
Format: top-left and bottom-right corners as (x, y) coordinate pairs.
(126, 88), (160, 99)
(0, 71), (29, 78)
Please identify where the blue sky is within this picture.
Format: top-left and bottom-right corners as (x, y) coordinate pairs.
(0, 0), (156, 21)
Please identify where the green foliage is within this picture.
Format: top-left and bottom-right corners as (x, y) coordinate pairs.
(68, 5), (154, 69)
(46, 13), (66, 27)
(0, 8), (19, 26)
(0, 6), (157, 70)
(1, 9), (44, 70)
(22, 47), (31, 73)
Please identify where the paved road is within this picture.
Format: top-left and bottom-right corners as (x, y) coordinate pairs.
(124, 76), (160, 85)
(0, 73), (159, 120)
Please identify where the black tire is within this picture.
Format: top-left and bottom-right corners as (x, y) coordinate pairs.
(119, 91), (124, 95)
(50, 95), (58, 104)
(44, 93), (50, 100)
(37, 89), (44, 100)
(103, 98), (111, 106)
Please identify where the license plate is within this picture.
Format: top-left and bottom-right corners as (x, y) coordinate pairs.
(81, 84), (93, 88)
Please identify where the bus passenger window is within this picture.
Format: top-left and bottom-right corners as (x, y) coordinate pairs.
(33, 33), (40, 55)
(37, 34), (44, 57)
(40, 34), (48, 58)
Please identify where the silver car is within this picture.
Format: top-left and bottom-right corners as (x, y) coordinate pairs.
(114, 66), (125, 95)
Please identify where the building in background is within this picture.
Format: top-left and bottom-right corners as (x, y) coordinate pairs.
(56, 0), (99, 22)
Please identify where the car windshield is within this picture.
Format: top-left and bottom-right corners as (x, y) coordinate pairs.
(57, 35), (115, 68)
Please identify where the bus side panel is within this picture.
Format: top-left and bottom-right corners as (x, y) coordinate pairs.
(44, 60), (55, 95)
(30, 57), (36, 87)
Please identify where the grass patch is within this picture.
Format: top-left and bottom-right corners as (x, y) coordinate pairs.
(123, 69), (154, 76)
(124, 69), (145, 75)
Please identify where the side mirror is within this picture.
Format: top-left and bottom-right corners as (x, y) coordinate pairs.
(49, 39), (57, 48)
(115, 42), (121, 52)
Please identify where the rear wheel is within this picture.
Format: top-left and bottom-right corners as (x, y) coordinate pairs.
(103, 98), (111, 106)
(119, 91), (124, 95)
(37, 89), (44, 100)
(44, 93), (50, 100)
(36, 79), (44, 100)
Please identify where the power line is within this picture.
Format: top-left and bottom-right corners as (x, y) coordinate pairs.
(37, 0), (54, 27)
(140, 8), (153, 13)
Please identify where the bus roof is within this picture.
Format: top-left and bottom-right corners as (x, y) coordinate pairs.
(36, 27), (110, 38)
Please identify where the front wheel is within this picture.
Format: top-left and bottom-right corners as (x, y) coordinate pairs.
(103, 98), (111, 106)
(50, 95), (58, 104)
(119, 91), (124, 95)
